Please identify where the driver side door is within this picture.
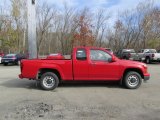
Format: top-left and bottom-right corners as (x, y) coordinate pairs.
(89, 49), (120, 80)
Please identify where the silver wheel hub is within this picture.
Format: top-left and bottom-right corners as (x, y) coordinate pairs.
(43, 76), (55, 88)
(127, 75), (139, 87)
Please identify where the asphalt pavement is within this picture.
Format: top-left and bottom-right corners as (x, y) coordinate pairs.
(0, 63), (160, 120)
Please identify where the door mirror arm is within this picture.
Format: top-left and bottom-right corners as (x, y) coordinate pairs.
(112, 56), (117, 62)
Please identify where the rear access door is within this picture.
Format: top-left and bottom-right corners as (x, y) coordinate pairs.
(73, 48), (89, 80)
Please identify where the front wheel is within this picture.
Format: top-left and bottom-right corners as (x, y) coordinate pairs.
(40, 72), (59, 90)
(123, 71), (142, 89)
(123, 56), (127, 60)
(3, 63), (8, 66)
(145, 57), (151, 64)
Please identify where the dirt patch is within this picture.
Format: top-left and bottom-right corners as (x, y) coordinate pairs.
(3, 101), (121, 120)
(4, 102), (53, 120)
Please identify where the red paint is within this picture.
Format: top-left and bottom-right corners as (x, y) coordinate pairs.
(19, 47), (150, 82)
(46, 53), (65, 60)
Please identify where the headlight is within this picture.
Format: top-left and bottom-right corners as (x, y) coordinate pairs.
(142, 64), (148, 73)
(143, 64), (147, 68)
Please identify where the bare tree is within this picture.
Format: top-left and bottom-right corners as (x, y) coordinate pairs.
(94, 9), (109, 47)
(37, 2), (56, 54)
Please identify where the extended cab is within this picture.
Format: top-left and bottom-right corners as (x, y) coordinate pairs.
(19, 47), (150, 90)
(138, 49), (160, 64)
(116, 49), (145, 61)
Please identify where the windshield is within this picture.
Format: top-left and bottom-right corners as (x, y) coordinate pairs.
(123, 49), (135, 53)
(105, 48), (113, 53)
(144, 49), (157, 53)
(150, 49), (157, 53)
(4, 54), (16, 58)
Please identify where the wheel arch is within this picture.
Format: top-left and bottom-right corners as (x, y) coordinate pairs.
(37, 68), (61, 81)
(145, 56), (151, 60)
(123, 68), (144, 80)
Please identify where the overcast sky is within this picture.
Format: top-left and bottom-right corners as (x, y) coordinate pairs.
(41, 0), (160, 26)
(1, 0), (160, 26)
(46, 0), (160, 11)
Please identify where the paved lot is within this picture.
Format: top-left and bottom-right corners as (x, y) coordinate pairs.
(0, 64), (160, 120)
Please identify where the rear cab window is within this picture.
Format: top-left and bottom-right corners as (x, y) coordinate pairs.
(76, 49), (87, 60)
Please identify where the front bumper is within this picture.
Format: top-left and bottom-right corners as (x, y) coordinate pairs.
(2, 59), (16, 64)
(152, 57), (160, 61)
(144, 74), (150, 81)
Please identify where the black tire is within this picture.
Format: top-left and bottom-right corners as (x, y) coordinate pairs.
(123, 56), (127, 59)
(123, 71), (142, 89)
(3, 63), (8, 66)
(40, 72), (59, 90)
(145, 57), (151, 64)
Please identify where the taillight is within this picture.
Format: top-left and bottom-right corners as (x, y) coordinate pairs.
(152, 54), (155, 57)
(128, 53), (131, 58)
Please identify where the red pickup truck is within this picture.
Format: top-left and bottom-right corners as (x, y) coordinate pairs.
(19, 47), (150, 90)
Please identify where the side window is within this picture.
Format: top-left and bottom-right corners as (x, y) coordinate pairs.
(76, 49), (87, 60)
(90, 50), (112, 61)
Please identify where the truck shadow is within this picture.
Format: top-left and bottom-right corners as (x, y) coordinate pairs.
(0, 64), (19, 66)
(0, 79), (38, 90)
(59, 81), (121, 88)
(0, 79), (122, 90)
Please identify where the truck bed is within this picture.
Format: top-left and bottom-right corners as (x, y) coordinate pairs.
(20, 59), (73, 80)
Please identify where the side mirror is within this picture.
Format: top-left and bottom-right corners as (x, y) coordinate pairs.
(108, 57), (112, 62)
(112, 56), (116, 62)
(108, 56), (116, 62)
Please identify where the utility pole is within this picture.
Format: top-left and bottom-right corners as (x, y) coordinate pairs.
(27, 0), (37, 59)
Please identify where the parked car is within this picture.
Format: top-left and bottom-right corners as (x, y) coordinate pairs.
(46, 53), (65, 59)
(138, 49), (160, 64)
(19, 47), (150, 90)
(0, 52), (4, 64)
(116, 49), (145, 61)
(157, 50), (160, 53)
(1, 54), (26, 66)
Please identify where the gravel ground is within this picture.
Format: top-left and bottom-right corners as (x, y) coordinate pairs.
(0, 63), (160, 120)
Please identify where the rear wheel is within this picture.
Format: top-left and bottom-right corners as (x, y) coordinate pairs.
(123, 56), (127, 60)
(3, 63), (8, 66)
(145, 57), (151, 64)
(40, 72), (59, 90)
(123, 71), (142, 89)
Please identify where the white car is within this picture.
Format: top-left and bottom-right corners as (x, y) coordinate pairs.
(0, 56), (2, 63)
